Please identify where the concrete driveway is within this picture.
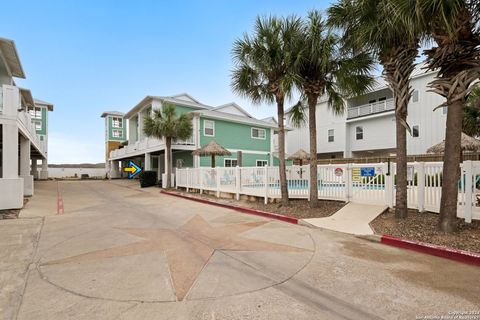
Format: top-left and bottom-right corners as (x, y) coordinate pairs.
(1, 180), (479, 320)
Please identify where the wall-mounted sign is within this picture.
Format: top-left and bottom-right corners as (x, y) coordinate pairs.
(335, 168), (343, 177)
(360, 167), (375, 177)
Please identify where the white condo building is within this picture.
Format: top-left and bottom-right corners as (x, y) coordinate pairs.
(286, 64), (447, 159)
(0, 37), (53, 209)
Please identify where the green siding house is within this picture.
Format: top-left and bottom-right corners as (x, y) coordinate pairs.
(103, 94), (283, 179)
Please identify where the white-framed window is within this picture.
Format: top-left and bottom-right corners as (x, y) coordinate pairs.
(112, 117), (123, 128)
(256, 160), (268, 167)
(251, 127), (266, 139)
(328, 129), (334, 142)
(412, 125), (419, 138)
(204, 120), (215, 136)
(412, 90), (419, 102)
(356, 126), (363, 140)
(35, 121), (42, 131)
(112, 129), (122, 138)
(28, 107), (42, 119)
(224, 158), (238, 167)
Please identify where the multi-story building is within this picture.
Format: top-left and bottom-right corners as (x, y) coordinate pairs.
(101, 111), (127, 161)
(286, 64), (446, 159)
(103, 93), (280, 180)
(0, 37), (53, 209)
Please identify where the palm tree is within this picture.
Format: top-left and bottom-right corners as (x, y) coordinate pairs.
(328, 0), (421, 219)
(463, 85), (480, 138)
(143, 103), (193, 188)
(405, 0), (480, 232)
(231, 15), (302, 206)
(290, 10), (374, 208)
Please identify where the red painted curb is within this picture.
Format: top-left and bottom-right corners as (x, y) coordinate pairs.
(381, 234), (480, 266)
(161, 190), (298, 224)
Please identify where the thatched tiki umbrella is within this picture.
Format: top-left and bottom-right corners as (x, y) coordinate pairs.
(287, 149), (310, 179)
(427, 133), (480, 161)
(192, 140), (232, 168)
(287, 148), (311, 166)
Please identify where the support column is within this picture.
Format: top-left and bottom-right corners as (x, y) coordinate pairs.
(31, 158), (39, 180)
(111, 160), (121, 178)
(39, 158), (49, 180)
(145, 153), (152, 170)
(20, 136), (33, 196)
(0, 124), (23, 209)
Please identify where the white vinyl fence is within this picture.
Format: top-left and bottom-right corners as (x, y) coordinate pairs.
(176, 161), (480, 222)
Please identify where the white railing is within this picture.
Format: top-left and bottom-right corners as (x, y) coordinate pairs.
(176, 161), (480, 222)
(17, 110), (45, 154)
(110, 136), (195, 159)
(347, 99), (395, 119)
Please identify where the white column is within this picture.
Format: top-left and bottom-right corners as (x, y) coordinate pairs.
(2, 124), (18, 179)
(39, 158), (48, 180)
(145, 153), (152, 170)
(31, 158), (39, 180)
(20, 136), (33, 196)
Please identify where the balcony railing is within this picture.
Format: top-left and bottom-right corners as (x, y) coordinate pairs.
(109, 136), (196, 159)
(347, 99), (394, 119)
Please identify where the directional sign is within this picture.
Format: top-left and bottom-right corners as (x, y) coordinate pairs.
(360, 167), (375, 177)
(124, 160), (142, 179)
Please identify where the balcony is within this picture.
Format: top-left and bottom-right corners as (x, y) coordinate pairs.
(347, 99), (394, 119)
(109, 136), (196, 159)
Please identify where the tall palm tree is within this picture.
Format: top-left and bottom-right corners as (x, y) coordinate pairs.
(231, 16), (302, 206)
(328, 0), (421, 219)
(143, 103), (193, 188)
(290, 10), (374, 208)
(463, 85), (480, 138)
(405, 0), (480, 232)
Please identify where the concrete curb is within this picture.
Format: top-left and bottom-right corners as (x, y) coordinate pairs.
(380, 234), (480, 266)
(359, 233), (480, 266)
(160, 190), (299, 224)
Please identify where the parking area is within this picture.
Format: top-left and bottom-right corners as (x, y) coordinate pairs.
(1, 180), (479, 319)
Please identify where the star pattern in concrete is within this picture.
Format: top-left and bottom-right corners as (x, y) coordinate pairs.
(41, 215), (308, 300)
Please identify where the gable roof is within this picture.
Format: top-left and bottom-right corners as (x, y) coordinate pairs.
(261, 116), (278, 124)
(170, 93), (201, 104)
(0, 37), (25, 78)
(124, 93), (211, 119)
(212, 102), (253, 118)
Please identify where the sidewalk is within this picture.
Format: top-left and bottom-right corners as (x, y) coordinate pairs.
(303, 203), (387, 235)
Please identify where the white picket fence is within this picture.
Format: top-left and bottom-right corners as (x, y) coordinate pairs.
(176, 161), (480, 222)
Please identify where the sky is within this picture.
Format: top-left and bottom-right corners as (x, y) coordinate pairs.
(1, 0), (332, 164)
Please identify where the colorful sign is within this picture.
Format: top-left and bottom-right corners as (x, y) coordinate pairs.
(360, 167), (375, 177)
(124, 160), (142, 179)
(334, 168), (343, 177)
(352, 167), (361, 182)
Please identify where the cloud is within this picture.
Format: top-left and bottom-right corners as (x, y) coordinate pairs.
(47, 132), (104, 164)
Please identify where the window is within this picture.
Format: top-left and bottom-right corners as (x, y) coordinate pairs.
(112, 117), (123, 128)
(251, 127), (266, 139)
(28, 107), (42, 119)
(379, 97), (387, 101)
(112, 129), (122, 138)
(412, 125), (419, 138)
(368, 99), (376, 104)
(40, 135), (44, 141)
(256, 160), (268, 167)
(328, 129), (334, 142)
(224, 158), (238, 167)
(356, 126), (363, 140)
(35, 121), (42, 131)
(412, 90), (419, 102)
(204, 120), (215, 136)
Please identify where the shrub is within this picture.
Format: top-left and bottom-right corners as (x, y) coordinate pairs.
(139, 171), (157, 188)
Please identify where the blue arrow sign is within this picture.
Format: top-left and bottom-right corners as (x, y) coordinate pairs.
(124, 160), (142, 179)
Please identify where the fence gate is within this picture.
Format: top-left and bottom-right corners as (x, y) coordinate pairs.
(348, 163), (391, 205)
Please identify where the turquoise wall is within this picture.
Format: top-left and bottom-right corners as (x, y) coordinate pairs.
(199, 117), (271, 152)
(172, 151), (194, 168)
(108, 116), (126, 141)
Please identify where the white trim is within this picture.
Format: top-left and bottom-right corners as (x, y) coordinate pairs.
(203, 119), (215, 136)
(213, 102), (253, 118)
(251, 127), (266, 140)
(227, 148), (269, 155)
(256, 160), (268, 167)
